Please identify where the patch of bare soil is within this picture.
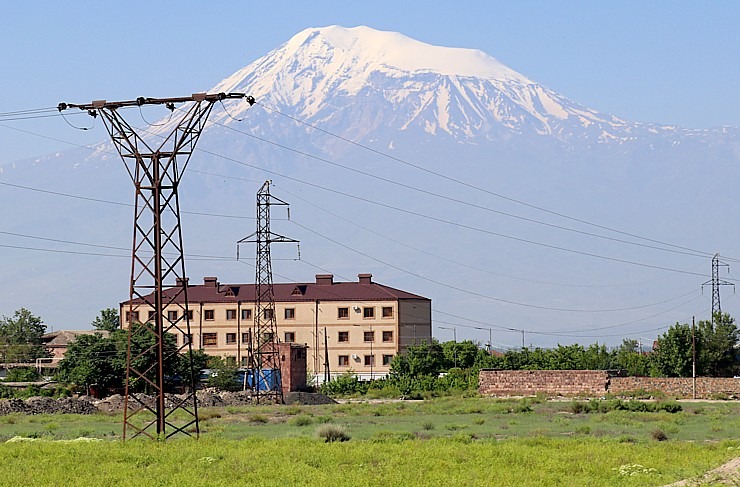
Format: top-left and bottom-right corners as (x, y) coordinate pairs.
(662, 457), (740, 486)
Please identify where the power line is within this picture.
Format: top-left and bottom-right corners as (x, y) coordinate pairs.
(0, 120), (729, 278)
(255, 101), (729, 261)
(202, 112), (714, 261)
(289, 218), (705, 313)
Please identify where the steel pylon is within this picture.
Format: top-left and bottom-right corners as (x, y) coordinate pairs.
(60, 93), (254, 440)
(238, 181), (298, 404)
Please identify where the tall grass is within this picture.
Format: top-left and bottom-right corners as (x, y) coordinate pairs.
(0, 436), (735, 486)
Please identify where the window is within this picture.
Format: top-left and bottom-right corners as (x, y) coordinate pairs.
(338, 355), (349, 367)
(262, 309), (273, 320)
(226, 333), (237, 344)
(364, 331), (375, 342)
(182, 333), (192, 345)
(171, 333), (178, 345)
(167, 310), (178, 321)
(284, 332), (295, 343)
(226, 356), (236, 366)
(203, 333), (217, 347)
(338, 307), (349, 319)
(364, 355), (375, 366)
(284, 308), (295, 320)
(204, 309), (215, 321)
(186, 310), (193, 321)
(241, 357), (249, 366)
(383, 354), (394, 366)
(241, 309), (252, 320)
(363, 307), (374, 319)
(382, 331), (393, 342)
(125, 311), (139, 323)
(338, 331), (349, 343)
(241, 332), (251, 344)
(262, 332), (274, 343)
(148, 311), (156, 322)
(382, 306), (393, 318)
(226, 309), (237, 321)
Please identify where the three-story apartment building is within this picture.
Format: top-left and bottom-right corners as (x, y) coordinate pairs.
(121, 273), (431, 381)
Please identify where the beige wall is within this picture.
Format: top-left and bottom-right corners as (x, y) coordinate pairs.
(122, 298), (431, 381)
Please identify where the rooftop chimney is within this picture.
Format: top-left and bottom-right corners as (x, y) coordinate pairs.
(358, 273), (373, 284)
(176, 277), (190, 288)
(315, 274), (334, 286)
(203, 276), (218, 288)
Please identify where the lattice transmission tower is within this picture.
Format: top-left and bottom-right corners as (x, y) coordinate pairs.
(238, 181), (298, 404)
(702, 253), (734, 321)
(59, 92), (254, 440)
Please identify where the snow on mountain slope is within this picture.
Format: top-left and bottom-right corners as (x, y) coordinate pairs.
(197, 25), (703, 146)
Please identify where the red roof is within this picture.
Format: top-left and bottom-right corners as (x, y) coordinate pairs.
(124, 274), (429, 305)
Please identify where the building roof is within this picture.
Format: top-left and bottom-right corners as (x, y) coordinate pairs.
(124, 274), (430, 305)
(42, 330), (109, 347)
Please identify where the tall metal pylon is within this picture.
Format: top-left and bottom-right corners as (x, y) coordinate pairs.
(238, 181), (298, 404)
(60, 92), (255, 440)
(702, 253), (734, 321)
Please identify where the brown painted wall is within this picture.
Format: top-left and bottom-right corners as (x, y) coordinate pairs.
(479, 370), (740, 399)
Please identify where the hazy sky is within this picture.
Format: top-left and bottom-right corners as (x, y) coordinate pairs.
(1, 2), (739, 346)
(1, 1), (738, 163)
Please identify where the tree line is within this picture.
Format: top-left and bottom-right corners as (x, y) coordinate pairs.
(1, 307), (738, 398)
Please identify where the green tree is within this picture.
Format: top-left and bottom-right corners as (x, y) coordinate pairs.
(697, 312), (739, 377)
(56, 332), (124, 393)
(92, 308), (120, 333)
(0, 308), (48, 363)
(205, 356), (241, 391)
(56, 323), (204, 395)
(652, 323), (695, 377)
(614, 339), (651, 376)
(389, 340), (445, 377)
(441, 340), (480, 369)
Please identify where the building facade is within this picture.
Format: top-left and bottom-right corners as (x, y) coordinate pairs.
(120, 273), (432, 381)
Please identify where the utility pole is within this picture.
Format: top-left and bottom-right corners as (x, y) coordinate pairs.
(238, 181), (298, 404)
(59, 92), (254, 441)
(702, 253), (734, 322)
(692, 316), (697, 400)
(324, 327), (330, 383)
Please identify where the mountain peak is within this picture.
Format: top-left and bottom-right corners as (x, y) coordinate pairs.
(286, 25), (531, 82)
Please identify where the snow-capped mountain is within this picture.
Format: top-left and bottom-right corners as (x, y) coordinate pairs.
(201, 25), (727, 147)
(1, 26), (739, 345)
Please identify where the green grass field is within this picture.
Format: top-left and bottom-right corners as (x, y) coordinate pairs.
(0, 397), (738, 486)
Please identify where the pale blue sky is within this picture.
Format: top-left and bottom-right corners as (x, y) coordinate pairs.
(0, 1), (738, 163)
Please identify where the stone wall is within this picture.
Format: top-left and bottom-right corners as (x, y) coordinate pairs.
(609, 376), (740, 399)
(478, 369), (609, 396)
(479, 369), (740, 398)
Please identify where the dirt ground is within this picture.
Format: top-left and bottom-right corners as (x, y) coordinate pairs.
(663, 457), (740, 486)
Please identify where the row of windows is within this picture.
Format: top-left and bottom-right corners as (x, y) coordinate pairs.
(337, 355), (394, 367)
(173, 330), (393, 347)
(338, 306), (393, 319)
(200, 331), (293, 347)
(337, 330), (393, 343)
(126, 305), (396, 323)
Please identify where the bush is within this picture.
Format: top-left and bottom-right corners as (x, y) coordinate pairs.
(289, 415), (313, 427)
(656, 401), (682, 413)
(316, 424), (350, 442)
(5, 368), (40, 382)
(651, 429), (668, 441)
